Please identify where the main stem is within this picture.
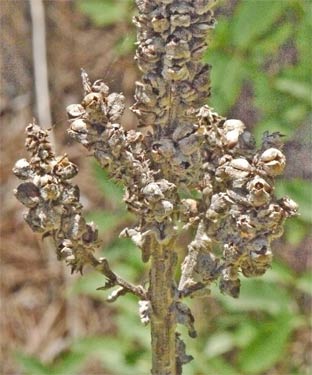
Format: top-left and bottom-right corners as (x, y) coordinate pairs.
(149, 241), (177, 375)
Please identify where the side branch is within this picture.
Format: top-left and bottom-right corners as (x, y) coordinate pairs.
(89, 254), (147, 300)
(13, 122), (146, 302)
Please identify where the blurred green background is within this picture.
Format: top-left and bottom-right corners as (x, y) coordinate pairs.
(2, 1), (311, 375)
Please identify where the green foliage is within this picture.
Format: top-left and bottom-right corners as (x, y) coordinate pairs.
(237, 313), (295, 374)
(93, 163), (125, 208)
(15, 351), (85, 375)
(77, 0), (136, 56)
(205, 0), (311, 144)
(76, 0), (133, 27)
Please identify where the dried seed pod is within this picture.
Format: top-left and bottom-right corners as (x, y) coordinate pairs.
(278, 196), (298, 216)
(191, 41), (208, 60)
(68, 214), (87, 240)
(257, 203), (284, 228)
(170, 14), (191, 28)
(53, 156), (79, 180)
(81, 92), (103, 109)
(25, 205), (62, 233)
(223, 119), (245, 148)
(194, 251), (220, 282)
(151, 15), (170, 33)
(180, 199), (198, 218)
(40, 181), (61, 201)
(194, 0), (216, 15)
(66, 104), (85, 119)
(154, 199), (174, 222)
(107, 93), (126, 121)
(60, 184), (80, 204)
(206, 193), (232, 220)
(152, 138), (175, 161)
(172, 123), (195, 142)
(92, 79), (109, 96)
(13, 159), (32, 180)
(247, 176), (272, 207)
(178, 82), (197, 102)
(170, 2), (193, 15)
(135, 82), (157, 107)
(82, 222), (98, 244)
(14, 182), (40, 208)
(166, 39), (191, 60)
(178, 134), (200, 156)
(163, 64), (189, 81)
(70, 119), (89, 134)
(236, 214), (256, 239)
(135, 0), (157, 14)
(219, 267), (240, 298)
(142, 182), (164, 202)
(59, 247), (73, 260)
(191, 23), (211, 38)
(241, 237), (272, 277)
(225, 158), (252, 180)
(156, 179), (176, 194)
(257, 147), (286, 176)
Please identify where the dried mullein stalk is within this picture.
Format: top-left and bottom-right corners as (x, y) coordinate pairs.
(14, 1), (298, 374)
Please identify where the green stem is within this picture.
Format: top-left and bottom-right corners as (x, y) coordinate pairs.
(149, 241), (177, 375)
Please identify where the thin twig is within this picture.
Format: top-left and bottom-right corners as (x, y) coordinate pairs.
(88, 253), (147, 300)
(29, 0), (54, 145)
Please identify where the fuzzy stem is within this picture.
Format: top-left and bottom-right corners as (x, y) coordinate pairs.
(149, 241), (177, 375)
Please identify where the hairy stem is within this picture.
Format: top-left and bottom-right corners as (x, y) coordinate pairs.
(149, 241), (177, 375)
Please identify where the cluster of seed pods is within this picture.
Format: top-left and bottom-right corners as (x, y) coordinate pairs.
(178, 107), (298, 297)
(13, 123), (99, 274)
(132, 0), (217, 187)
(13, 0), (298, 307)
(66, 71), (180, 262)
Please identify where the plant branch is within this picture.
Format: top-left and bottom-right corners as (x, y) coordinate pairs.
(89, 254), (147, 300)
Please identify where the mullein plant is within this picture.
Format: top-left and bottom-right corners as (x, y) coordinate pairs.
(13, 1), (298, 374)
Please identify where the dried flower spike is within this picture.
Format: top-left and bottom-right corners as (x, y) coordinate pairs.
(13, 1), (298, 374)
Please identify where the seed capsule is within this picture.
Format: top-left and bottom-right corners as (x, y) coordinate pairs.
(142, 183), (164, 202)
(179, 134), (200, 156)
(170, 14), (191, 28)
(194, 0), (216, 15)
(66, 104), (85, 119)
(92, 79), (109, 96)
(166, 39), (191, 60)
(13, 159), (32, 180)
(231, 158), (252, 171)
(278, 196), (298, 216)
(258, 148), (286, 176)
(163, 64), (189, 81)
(223, 119), (245, 148)
(82, 223), (98, 243)
(154, 199), (174, 222)
(40, 181), (60, 201)
(151, 15), (169, 33)
(70, 119), (89, 133)
(247, 176), (272, 207)
(107, 93), (125, 121)
(14, 182), (40, 208)
(219, 267), (240, 298)
(81, 92), (102, 109)
(53, 156), (79, 180)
